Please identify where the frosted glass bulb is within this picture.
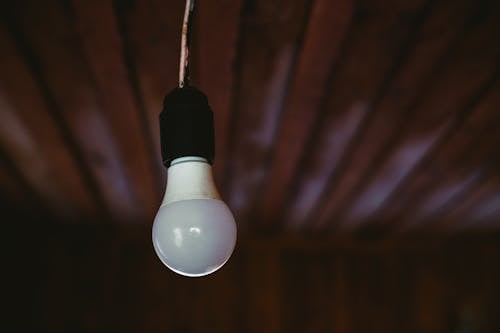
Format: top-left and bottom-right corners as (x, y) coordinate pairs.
(152, 157), (237, 277)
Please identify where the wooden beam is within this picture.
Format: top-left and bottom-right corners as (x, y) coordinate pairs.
(195, 0), (243, 186)
(283, 0), (431, 230)
(0, 148), (37, 210)
(71, 0), (162, 220)
(376, 80), (500, 230)
(446, 174), (500, 229)
(5, 0), (140, 222)
(329, 1), (500, 231)
(0, 24), (98, 221)
(0, 92), (79, 219)
(317, 0), (478, 228)
(223, 0), (313, 229)
(113, 0), (185, 185)
(255, 0), (353, 230)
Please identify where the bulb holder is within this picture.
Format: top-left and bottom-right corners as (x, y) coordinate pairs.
(160, 87), (215, 167)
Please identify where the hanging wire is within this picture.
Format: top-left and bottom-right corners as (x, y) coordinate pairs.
(179, 0), (195, 88)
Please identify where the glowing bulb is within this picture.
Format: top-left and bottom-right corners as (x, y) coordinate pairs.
(152, 156), (237, 277)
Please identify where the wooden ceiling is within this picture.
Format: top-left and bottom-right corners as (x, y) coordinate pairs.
(1, 0), (500, 232)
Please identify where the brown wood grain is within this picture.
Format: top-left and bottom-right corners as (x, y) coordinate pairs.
(0, 148), (36, 209)
(72, 0), (162, 221)
(447, 174), (500, 229)
(224, 0), (313, 228)
(0, 91), (76, 218)
(283, 0), (431, 230)
(332, 256), (350, 333)
(0, 0), (500, 230)
(282, 251), (336, 332)
(333, 0), (500, 231)
(375, 80), (500, 229)
(0, 23), (97, 220)
(310, 0), (478, 229)
(114, 0), (185, 184)
(5, 0), (142, 222)
(255, 0), (353, 229)
(191, 253), (245, 333)
(18, 223), (500, 333)
(39, 236), (72, 332)
(244, 247), (283, 333)
(195, 0), (243, 187)
(346, 254), (392, 332)
(414, 253), (453, 333)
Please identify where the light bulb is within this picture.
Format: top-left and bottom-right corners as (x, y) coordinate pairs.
(153, 87), (236, 277)
(152, 156), (236, 277)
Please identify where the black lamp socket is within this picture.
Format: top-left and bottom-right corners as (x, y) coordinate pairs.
(159, 87), (215, 167)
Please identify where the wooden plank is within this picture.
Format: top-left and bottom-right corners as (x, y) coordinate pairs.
(0, 92), (77, 219)
(195, 0), (243, 186)
(114, 0), (185, 184)
(345, 253), (418, 333)
(332, 256), (349, 333)
(386, 88), (500, 232)
(281, 251), (335, 333)
(452, 178), (500, 229)
(391, 254), (418, 332)
(38, 230), (73, 332)
(375, 81), (500, 229)
(245, 247), (282, 333)
(63, 228), (111, 332)
(283, 0), (431, 230)
(254, 0), (353, 229)
(478, 242), (500, 333)
(316, 0), (478, 229)
(0, 24), (97, 220)
(72, 0), (162, 220)
(89, 229), (122, 332)
(6, 0), (140, 222)
(0, 164), (25, 206)
(0, 149), (36, 209)
(331, 2), (500, 230)
(223, 0), (313, 228)
(414, 253), (453, 333)
(455, 183), (500, 227)
(4, 210), (53, 332)
(191, 254), (245, 333)
(424, 134), (500, 230)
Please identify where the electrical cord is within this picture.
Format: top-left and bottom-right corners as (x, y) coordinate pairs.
(179, 0), (195, 88)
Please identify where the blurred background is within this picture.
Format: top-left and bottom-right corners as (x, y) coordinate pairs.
(2, 0), (500, 332)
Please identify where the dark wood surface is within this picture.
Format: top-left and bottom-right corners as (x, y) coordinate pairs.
(1, 0), (500, 231)
(9, 222), (500, 333)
